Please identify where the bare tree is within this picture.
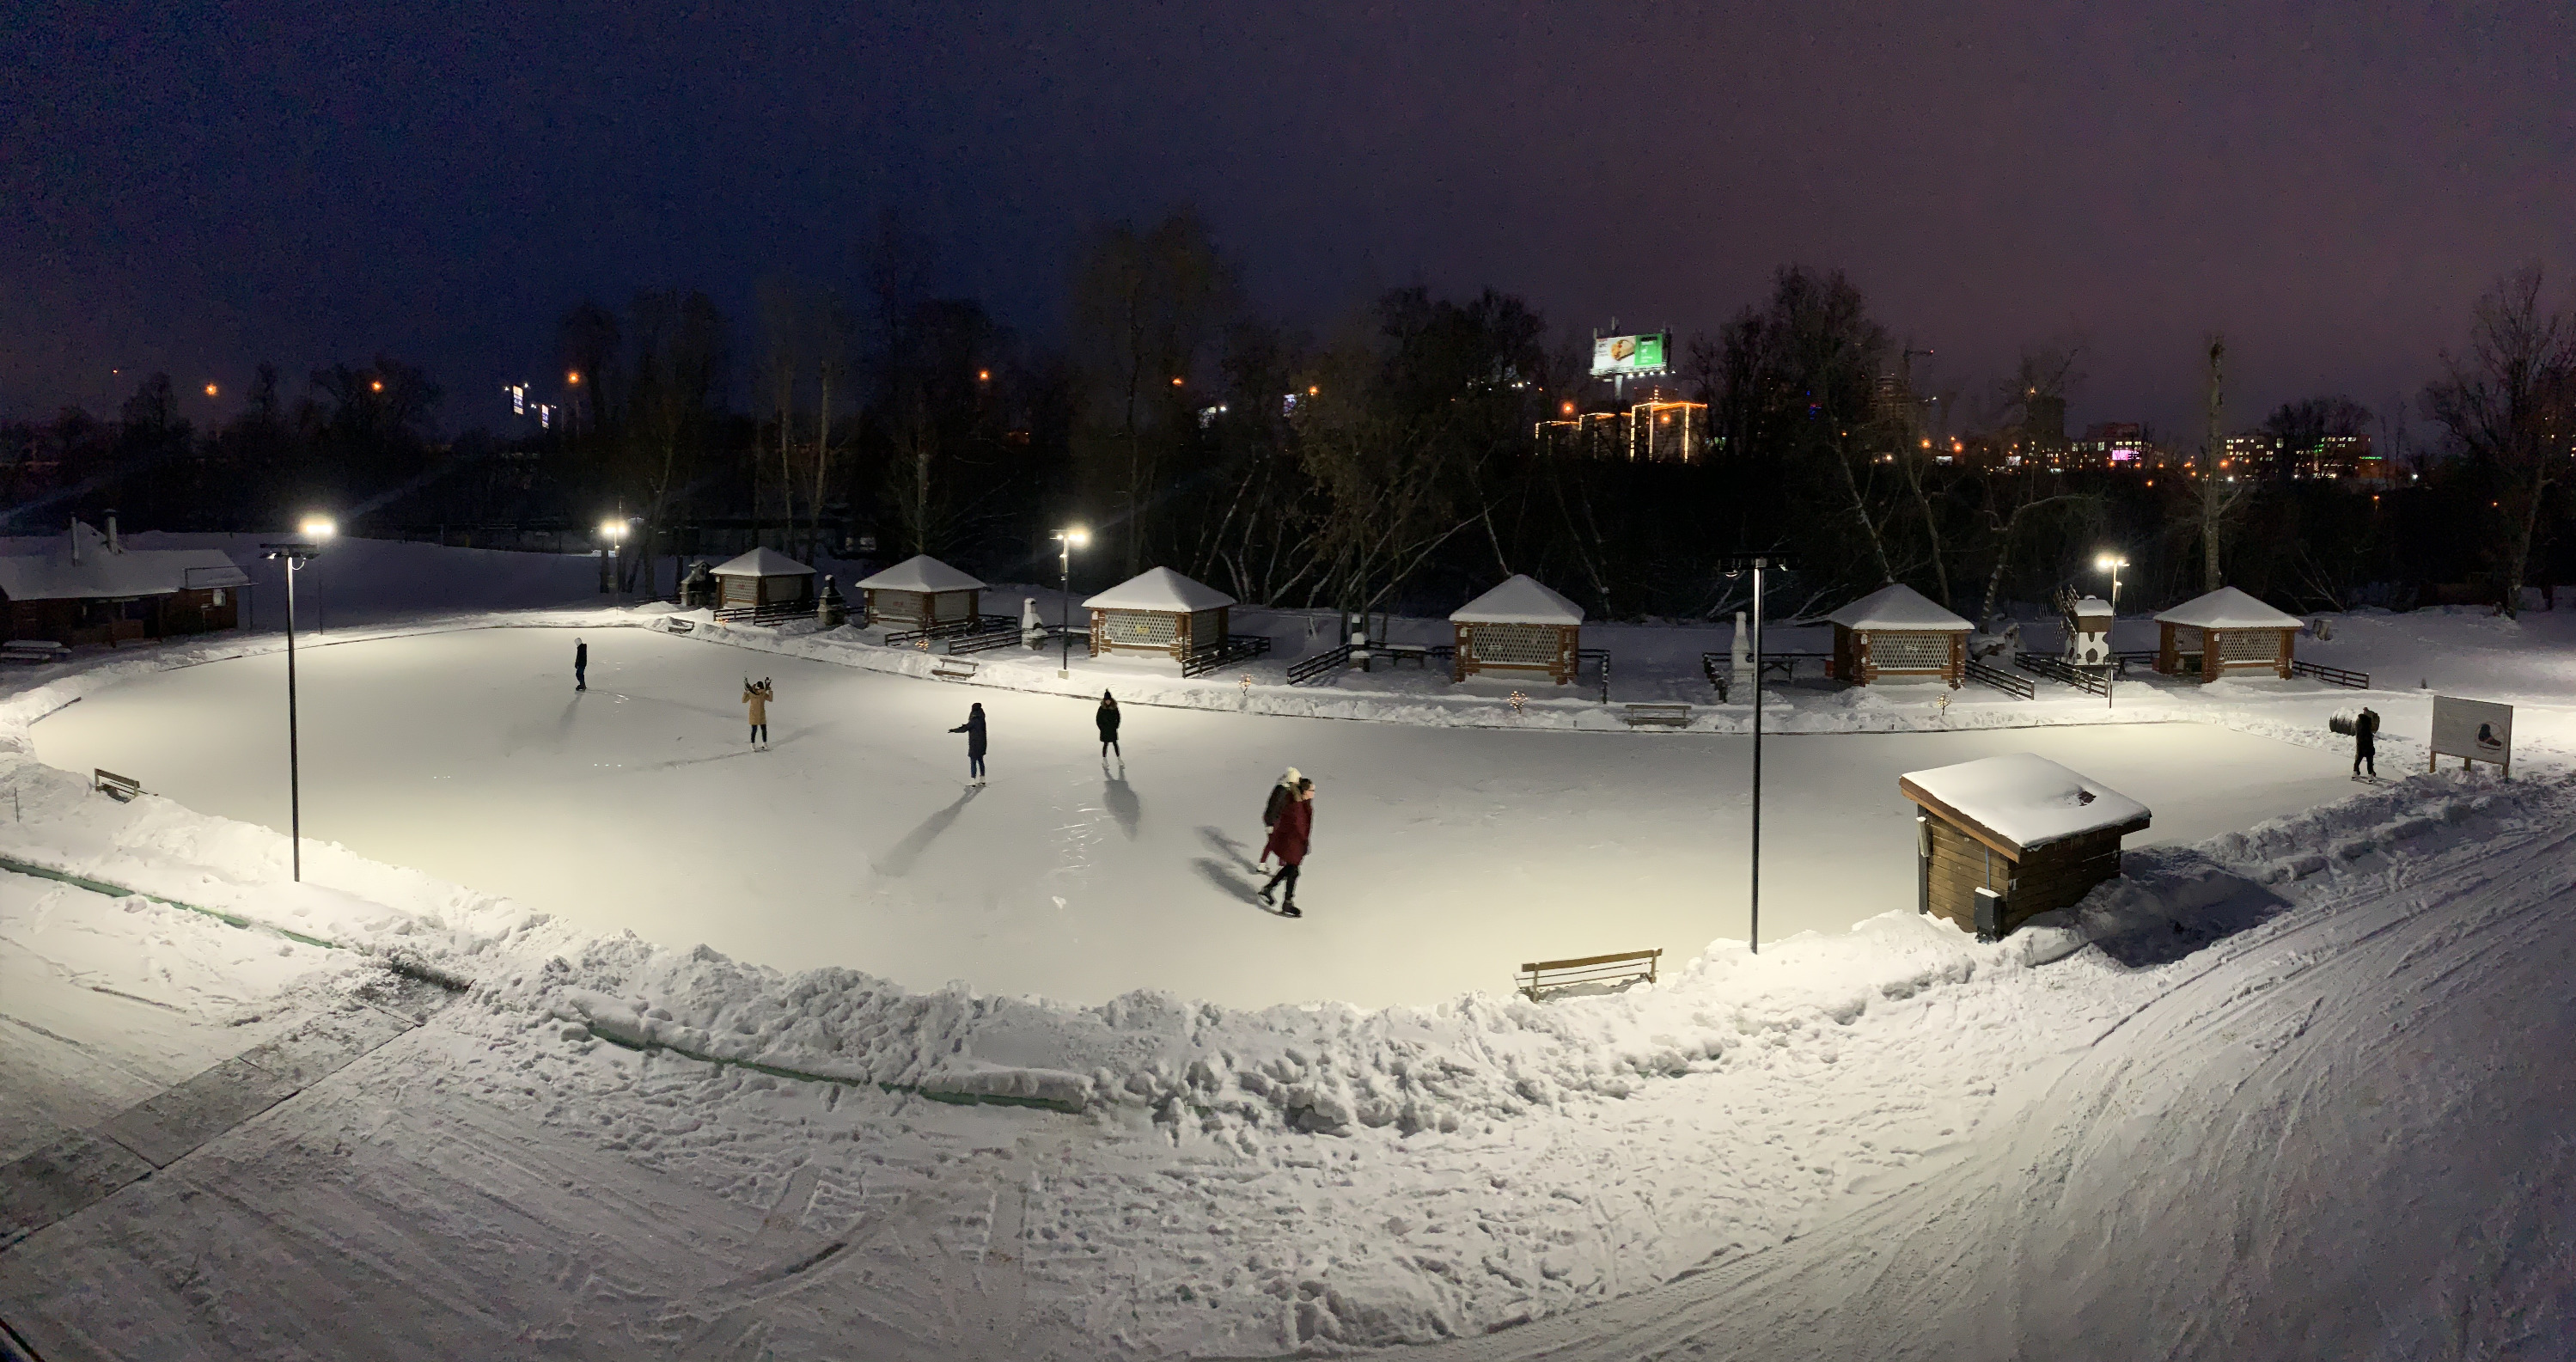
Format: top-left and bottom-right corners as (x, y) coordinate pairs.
(1069, 209), (1235, 576)
(2189, 334), (2253, 591)
(2424, 266), (2574, 617)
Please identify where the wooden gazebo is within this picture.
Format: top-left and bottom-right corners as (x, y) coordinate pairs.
(709, 547), (815, 612)
(1450, 574), (1584, 685)
(1085, 567), (1236, 664)
(1826, 583), (1971, 686)
(0, 519), (246, 648)
(2154, 586), (2301, 681)
(1900, 753), (2151, 939)
(854, 554), (984, 631)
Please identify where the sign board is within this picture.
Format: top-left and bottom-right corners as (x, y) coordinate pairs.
(1590, 332), (1670, 377)
(2429, 695), (2512, 775)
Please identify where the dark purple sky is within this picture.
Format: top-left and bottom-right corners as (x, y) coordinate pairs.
(8, 1), (2571, 438)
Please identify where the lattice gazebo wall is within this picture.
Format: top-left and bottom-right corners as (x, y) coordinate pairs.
(1832, 626), (1964, 686)
(1453, 620), (1578, 684)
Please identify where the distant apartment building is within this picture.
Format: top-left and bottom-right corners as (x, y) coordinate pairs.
(2063, 421), (2163, 471)
(2220, 431), (2280, 478)
(1535, 395), (1707, 465)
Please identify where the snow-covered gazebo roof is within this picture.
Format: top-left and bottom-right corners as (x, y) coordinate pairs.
(2153, 586), (2301, 630)
(853, 554), (983, 593)
(1898, 753), (2152, 856)
(0, 522), (245, 602)
(2071, 595), (2113, 618)
(1449, 574), (1584, 625)
(710, 547), (813, 578)
(1826, 583), (1971, 632)
(1084, 566), (1235, 613)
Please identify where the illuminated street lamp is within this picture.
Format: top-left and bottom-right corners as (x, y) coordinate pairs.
(2095, 553), (2128, 711)
(1720, 553), (1789, 954)
(297, 516), (335, 632)
(599, 517), (630, 594)
(1053, 528), (1090, 677)
(260, 534), (327, 882)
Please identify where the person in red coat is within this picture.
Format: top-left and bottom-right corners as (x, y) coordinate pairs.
(1258, 777), (1313, 917)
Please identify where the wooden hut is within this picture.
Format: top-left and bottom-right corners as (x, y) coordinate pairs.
(2153, 586), (2301, 681)
(0, 519), (246, 648)
(1084, 567), (1236, 664)
(853, 554), (984, 630)
(708, 547), (815, 612)
(1900, 753), (2152, 938)
(1826, 583), (1971, 686)
(1450, 574), (1584, 685)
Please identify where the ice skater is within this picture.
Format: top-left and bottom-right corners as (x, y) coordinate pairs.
(2352, 704), (2379, 779)
(1258, 775), (1313, 918)
(742, 677), (772, 749)
(949, 702), (988, 785)
(1096, 691), (1122, 763)
(574, 637), (588, 692)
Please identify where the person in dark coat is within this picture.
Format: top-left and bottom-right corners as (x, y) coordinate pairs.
(2353, 705), (2378, 778)
(1258, 777), (1313, 917)
(1096, 692), (1122, 760)
(949, 702), (989, 785)
(574, 638), (588, 692)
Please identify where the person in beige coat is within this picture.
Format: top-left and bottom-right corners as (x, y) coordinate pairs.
(742, 677), (772, 749)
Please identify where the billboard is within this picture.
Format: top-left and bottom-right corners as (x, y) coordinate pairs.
(1591, 332), (1670, 377)
(2430, 695), (2512, 774)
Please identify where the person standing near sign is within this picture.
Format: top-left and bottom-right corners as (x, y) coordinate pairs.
(2352, 705), (2378, 779)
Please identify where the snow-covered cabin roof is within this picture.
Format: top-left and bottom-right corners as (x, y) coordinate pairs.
(853, 554), (983, 593)
(2153, 586), (2302, 631)
(710, 547), (814, 578)
(2070, 595), (2113, 619)
(1084, 566), (1236, 613)
(1899, 753), (2152, 856)
(0, 522), (246, 602)
(1826, 583), (1971, 632)
(1449, 574), (1584, 626)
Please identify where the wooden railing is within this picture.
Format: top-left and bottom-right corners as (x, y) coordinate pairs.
(2014, 652), (2109, 697)
(1180, 633), (1274, 677)
(2291, 658), (2370, 690)
(1965, 657), (2036, 699)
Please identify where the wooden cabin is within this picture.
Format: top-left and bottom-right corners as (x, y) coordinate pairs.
(0, 519), (246, 648)
(1900, 753), (2151, 939)
(1084, 567), (1236, 664)
(1450, 574), (1584, 685)
(2153, 586), (2301, 681)
(1826, 583), (1971, 686)
(853, 554), (984, 630)
(708, 547), (815, 612)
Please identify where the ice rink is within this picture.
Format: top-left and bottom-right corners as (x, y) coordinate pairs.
(34, 627), (2358, 1007)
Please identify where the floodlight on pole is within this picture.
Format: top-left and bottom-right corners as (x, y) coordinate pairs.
(1054, 528), (1090, 678)
(2096, 553), (2127, 710)
(1718, 552), (1791, 955)
(261, 538), (326, 882)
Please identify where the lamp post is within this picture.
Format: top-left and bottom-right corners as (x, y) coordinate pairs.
(1722, 553), (1783, 955)
(1053, 528), (1090, 678)
(298, 516), (335, 632)
(599, 518), (628, 595)
(262, 536), (325, 881)
(2095, 553), (2127, 710)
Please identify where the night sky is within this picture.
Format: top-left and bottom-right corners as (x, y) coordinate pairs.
(9, 1), (2571, 437)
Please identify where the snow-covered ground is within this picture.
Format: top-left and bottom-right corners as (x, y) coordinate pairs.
(4, 541), (2575, 1359)
(29, 626), (2363, 1009)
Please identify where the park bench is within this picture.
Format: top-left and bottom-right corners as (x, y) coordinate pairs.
(1621, 703), (1693, 729)
(93, 769), (143, 803)
(1517, 948), (1662, 1000)
(2, 640), (70, 663)
(931, 657), (978, 681)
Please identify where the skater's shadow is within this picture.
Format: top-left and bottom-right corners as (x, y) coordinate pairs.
(1198, 826), (1258, 874)
(876, 785), (982, 877)
(503, 699), (583, 754)
(1192, 858), (1265, 908)
(1104, 776), (1141, 840)
(644, 748), (763, 771)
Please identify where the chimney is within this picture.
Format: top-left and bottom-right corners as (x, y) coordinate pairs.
(105, 510), (119, 554)
(68, 516), (80, 565)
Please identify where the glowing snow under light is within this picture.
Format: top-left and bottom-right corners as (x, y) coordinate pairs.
(31, 628), (2362, 1009)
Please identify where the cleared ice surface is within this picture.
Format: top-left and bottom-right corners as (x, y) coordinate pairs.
(32, 626), (2353, 1009)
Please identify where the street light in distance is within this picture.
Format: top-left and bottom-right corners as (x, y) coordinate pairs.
(260, 534), (328, 881)
(2095, 553), (2128, 711)
(1053, 528), (1090, 678)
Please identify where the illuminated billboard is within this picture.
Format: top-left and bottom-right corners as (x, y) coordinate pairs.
(1590, 332), (1670, 377)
